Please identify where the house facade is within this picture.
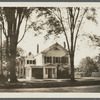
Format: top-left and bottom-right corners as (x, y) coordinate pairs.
(24, 43), (70, 80)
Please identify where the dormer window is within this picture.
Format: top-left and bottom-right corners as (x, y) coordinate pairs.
(54, 47), (59, 50)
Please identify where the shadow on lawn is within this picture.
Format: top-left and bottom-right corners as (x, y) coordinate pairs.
(0, 79), (100, 89)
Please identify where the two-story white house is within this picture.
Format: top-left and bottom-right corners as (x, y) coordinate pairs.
(24, 42), (70, 80)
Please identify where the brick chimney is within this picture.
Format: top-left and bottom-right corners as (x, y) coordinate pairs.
(37, 44), (39, 54)
(64, 42), (66, 49)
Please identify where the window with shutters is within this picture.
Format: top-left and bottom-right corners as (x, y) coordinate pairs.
(50, 57), (52, 63)
(56, 57), (59, 63)
(33, 60), (36, 64)
(47, 57), (50, 63)
(30, 60), (32, 64)
(44, 56), (52, 64)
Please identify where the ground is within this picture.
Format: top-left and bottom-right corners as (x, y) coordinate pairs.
(0, 77), (100, 92)
(0, 85), (100, 92)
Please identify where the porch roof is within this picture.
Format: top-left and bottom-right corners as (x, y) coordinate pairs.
(30, 64), (56, 68)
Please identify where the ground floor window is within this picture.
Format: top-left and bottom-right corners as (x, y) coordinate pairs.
(45, 68), (48, 74)
(53, 68), (55, 74)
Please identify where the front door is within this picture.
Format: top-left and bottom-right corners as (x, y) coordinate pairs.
(48, 68), (52, 78)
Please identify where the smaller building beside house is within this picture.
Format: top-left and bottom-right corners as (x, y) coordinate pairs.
(24, 42), (70, 80)
(16, 56), (25, 78)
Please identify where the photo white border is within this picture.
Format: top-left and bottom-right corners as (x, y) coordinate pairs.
(0, 2), (100, 98)
(0, 2), (100, 7)
(0, 93), (100, 98)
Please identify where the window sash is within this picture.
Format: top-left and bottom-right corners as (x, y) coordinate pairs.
(45, 68), (48, 74)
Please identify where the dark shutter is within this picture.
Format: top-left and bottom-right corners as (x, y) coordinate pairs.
(53, 57), (55, 64)
(66, 57), (68, 63)
(27, 60), (29, 64)
(44, 56), (46, 64)
(50, 57), (52, 63)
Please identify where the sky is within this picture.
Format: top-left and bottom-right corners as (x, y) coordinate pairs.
(2, 7), (100, 66)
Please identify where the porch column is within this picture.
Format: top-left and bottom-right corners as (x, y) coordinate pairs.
(19, 66), (21, 77)
(22, 67), (24, 77)
(43, 67), (45, 79)
(55, 68), (57, 78)
(29, 67), (32, 79)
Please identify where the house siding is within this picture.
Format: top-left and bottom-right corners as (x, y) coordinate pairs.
(34, 54), (43, 66)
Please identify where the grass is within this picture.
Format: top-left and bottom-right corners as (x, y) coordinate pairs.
(0, 79), (100, 89)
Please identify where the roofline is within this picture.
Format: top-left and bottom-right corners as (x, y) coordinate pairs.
(34, 42), (69, 58)
(42, 42), (69, 53)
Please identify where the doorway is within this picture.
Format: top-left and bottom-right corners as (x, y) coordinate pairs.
(48, 68), (52, 78)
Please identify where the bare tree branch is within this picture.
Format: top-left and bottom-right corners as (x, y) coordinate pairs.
(58, 7), (71, 54)
(74, 8), (80, 29)
(74, 9), (86, 52)
(17, 18), (28, 44)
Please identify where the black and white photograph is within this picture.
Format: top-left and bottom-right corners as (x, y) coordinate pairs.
(0, 2), (100, 97)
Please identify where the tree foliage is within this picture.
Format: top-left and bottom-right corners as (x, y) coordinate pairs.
(78, 57), (98, 76)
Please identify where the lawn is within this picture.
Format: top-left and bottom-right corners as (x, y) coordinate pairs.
(0, 77), (100, 89)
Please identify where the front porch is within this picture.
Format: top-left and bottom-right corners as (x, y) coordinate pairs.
(25, 64), (57, 80)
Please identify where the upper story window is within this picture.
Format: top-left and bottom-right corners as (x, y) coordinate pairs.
(27, 60), (36, 64)
(44, 56), (68, 64)
(44, 56), (61, 64)
(44, 56), (52, 64)
(33, 60), (36, 64)
(47, 57), (52, 63)
(47, 57), (50, 63)
(54, 57), (60, 63)
(56, 57), (59, 63)
(30, 60), (32, 64)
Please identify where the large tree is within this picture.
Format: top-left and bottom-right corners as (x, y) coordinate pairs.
(0, 7), (33, 82)
(2, 40), (24, 61)
(32, 7), (96, 81)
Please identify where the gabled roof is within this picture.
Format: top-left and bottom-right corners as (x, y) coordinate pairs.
(34, 42), (69, 57)
(41, 42), (68, 54)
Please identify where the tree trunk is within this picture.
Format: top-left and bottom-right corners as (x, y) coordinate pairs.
(70, 53), (75, 81)
(9, 37), (18, 83)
